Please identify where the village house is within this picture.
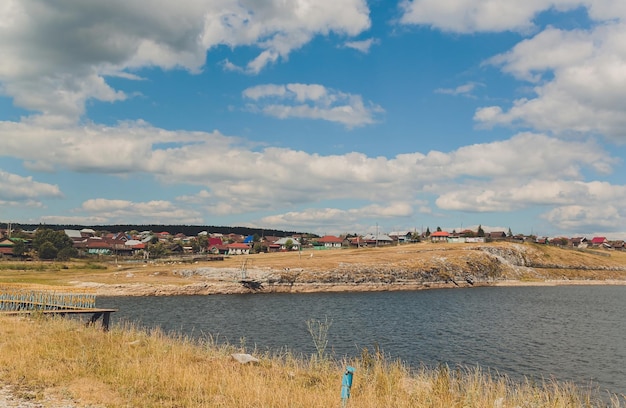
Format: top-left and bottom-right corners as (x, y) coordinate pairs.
(274, 237), (301, 251)
(430, 231), (450, 243)
(570, 237), (588, 248)
(361, 233), (393, 246)
(590, 236), (609, 247)
(345, 236), (362, 247)
(227, 242), (251, 255)
(315, 235), (343, 249)
(0, 238), (16, 258)
(488, 231), (507, 241)
(208, 238), (229, 255)
(388, 231), (413, 243)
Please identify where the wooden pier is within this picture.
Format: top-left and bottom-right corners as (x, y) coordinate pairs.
(0, 285), (117, 330)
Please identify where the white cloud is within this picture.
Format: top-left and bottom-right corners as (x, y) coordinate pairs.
(485, 27), (596, 82)
(343, 38), (379, 53)
(477, 22), (626, 140)
(399, 0), (585, 33)
(436, 180), (626, 212)
(0, 0), (370, 122)
(415, 133), (613, 179)
(39, 215), (109, 225)
(257, 201), (413, 234)
(243, 83), (384, 128)
(0, 170), (63, 206)
(543, 204), (626, 232)
(0, 118), (621, 234)
(398, 2), (626, 141)
(79, 198), (204, 224)
(435, 82), (482, 96)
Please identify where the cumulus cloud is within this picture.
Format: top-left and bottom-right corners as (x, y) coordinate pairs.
(476, 22), (626, 140)
(243, 83), (384, 128)
(3, 117), (617, 233)
(79, 198), (204, 224)
(543, 204), (626, 232)
(39, 215), (110, 225)
(415, 133), (613, 179)
(436, 180), (625, 212)
(398, 2), (626, 142)
(257, 201), (414, 233)
(398, 0), (585, 33)
(0, 0), (370, 122)
(0, 169), (63, 207)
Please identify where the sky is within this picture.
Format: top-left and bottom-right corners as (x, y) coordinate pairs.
(2, 1), (626, 238)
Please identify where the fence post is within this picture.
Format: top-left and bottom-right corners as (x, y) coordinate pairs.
(340, 366), (355, 407)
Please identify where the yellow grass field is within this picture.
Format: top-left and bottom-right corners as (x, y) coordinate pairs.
(0, 315), (623, 407)
(1, 241), (625, 296)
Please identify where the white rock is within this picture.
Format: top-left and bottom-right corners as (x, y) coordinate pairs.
(231, 353), (260, 364)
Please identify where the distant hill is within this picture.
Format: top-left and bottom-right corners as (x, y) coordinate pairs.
(1, 223), (305, 238)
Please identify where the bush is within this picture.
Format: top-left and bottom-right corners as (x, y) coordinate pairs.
(56, 247), (78, 261)
(38, 242), (58, 260)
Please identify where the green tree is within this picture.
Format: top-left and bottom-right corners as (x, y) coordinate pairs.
(11, 240), (26, 257)
(38, 241), (58, 260)
(425, 227), (431, 237)
(462, 229), (475, 237)
(436, 226), (442, 232)
(507, 227), (513, 237)
(285, 239), (294, 251)
(253, 242), (265, 253)
(190, 238), (200, 253)
(148, 241), (168, 258)
(12, 230), (30, 240)
(57, 246), (78, 261)
(197, 235), (208, 253)
(33, 228), (75, 259)
(477, 225), (485, 237)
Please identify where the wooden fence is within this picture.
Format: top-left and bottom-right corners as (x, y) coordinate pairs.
(0, 285), (96, 311)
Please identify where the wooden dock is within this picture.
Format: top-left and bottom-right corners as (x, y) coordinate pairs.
(0, 285), (117, 330)
(1, 308), (117, 330)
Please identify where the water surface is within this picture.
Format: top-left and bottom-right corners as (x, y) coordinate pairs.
(97, 286), (626, 396)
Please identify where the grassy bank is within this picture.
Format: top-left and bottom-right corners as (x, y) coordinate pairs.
(0, 315), (622, 407)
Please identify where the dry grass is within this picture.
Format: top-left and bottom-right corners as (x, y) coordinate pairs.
(0, 242), (625, 295)
(0, 315), (622, 407)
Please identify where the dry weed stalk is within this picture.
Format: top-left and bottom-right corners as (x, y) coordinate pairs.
(0, 315), (622, 407)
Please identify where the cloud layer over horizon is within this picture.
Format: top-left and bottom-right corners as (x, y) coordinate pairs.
(2, 0), (626, 238)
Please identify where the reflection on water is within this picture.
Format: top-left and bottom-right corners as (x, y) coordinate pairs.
(98, 285), (626, 396)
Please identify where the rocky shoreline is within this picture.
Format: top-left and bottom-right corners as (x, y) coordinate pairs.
(71, 243), (626, 296)
(76, 276), (626, 297)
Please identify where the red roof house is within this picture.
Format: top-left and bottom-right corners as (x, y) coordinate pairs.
(430, 231), (450, 242)
(591, 237), (608, 246)
(316, 235), (343, 248)
(227, 242), (250, 255)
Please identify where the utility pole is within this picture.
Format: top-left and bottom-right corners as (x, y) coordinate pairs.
(375, 223), (379, 247)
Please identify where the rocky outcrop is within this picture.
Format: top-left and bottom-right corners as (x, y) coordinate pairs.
(75, 243), (626, 296)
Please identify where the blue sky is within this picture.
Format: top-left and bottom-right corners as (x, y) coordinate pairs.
(1, 0), (626, 238)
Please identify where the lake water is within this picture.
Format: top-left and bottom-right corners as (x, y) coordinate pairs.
(97, 286), (626, 397)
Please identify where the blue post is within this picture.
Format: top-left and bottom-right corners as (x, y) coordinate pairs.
(340, 366), (355, 407)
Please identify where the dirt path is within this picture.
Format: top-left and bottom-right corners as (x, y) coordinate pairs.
(0, 385), (85, 408)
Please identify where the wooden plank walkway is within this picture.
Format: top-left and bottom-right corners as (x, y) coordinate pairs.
(0, 286), (116, 330)
(0, 308), (117, 330)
